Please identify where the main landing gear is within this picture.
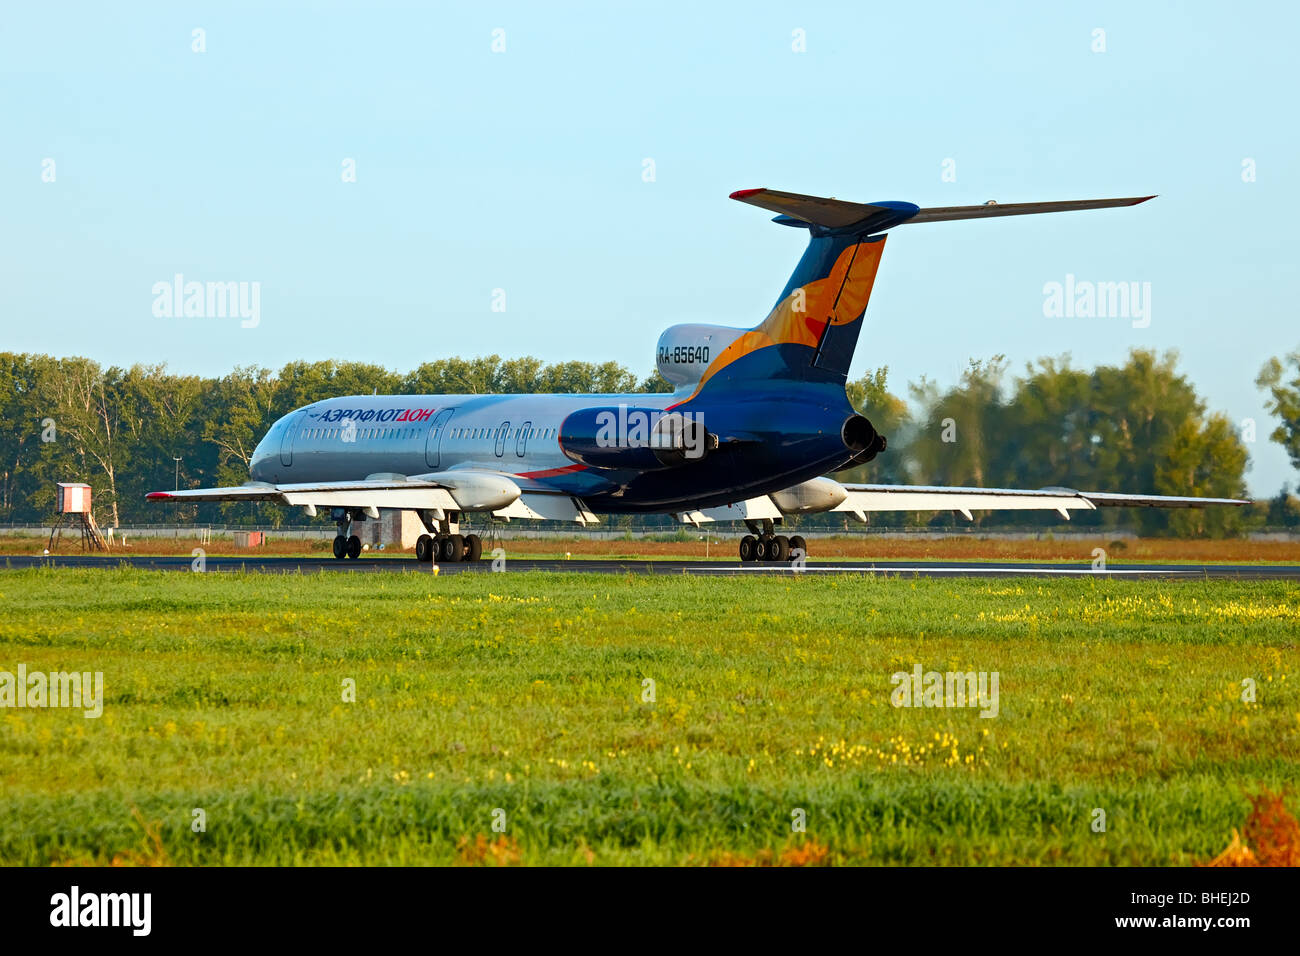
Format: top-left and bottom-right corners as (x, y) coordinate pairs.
(415, 532), (483, 564)
(327, 508), (485, 563)
(414, 508), (483, 563)
(738, 520), (807, 563)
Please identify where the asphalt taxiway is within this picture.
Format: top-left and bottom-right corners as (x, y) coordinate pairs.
(6, 554), (1300, 579)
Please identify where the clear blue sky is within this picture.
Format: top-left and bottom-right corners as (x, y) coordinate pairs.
(2, 2), (1296, 495)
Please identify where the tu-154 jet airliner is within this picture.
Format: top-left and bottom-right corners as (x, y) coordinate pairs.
(148, 188), (1247, 562)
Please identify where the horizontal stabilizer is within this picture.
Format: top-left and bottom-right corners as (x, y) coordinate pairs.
(903, 196), (1155, 224)
(729, 188), (916, 232)
(730, 188), (1154, 233)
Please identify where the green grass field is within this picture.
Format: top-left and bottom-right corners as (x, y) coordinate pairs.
(1, 568), (1296, 865)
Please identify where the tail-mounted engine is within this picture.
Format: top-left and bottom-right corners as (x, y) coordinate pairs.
(559, 405), (718, 471)
(835, 414), (887, 470)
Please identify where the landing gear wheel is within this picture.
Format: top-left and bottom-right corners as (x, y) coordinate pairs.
(441, 534), (464, 562)
(789, 535), (807, 558)
(345, 534), (362, 559)
(463, 534), (482, 562)
(415, 534), (434, 562)
(767, 535), (790, 562)
(757, 534), (774, 561)
(739, 535), (758, 562)
(332, 535), (347, 560)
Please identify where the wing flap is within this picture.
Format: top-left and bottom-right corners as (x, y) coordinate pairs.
(278, 488), (459, 511)
(1077, 491), (1249, 509)
(492, 492), (600, 525)
(698, 496), (783, 522)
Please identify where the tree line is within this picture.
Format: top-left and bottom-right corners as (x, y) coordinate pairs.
(3, 348), (1299, 534)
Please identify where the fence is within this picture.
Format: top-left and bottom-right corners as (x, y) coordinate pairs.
(3, 523), (1298, 542)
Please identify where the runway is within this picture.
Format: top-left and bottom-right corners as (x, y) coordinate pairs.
(6, 554), (1300, 578)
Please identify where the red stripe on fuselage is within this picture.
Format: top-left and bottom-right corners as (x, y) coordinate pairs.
(515, 463), (588, 479)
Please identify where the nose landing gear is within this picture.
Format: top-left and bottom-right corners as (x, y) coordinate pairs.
(330, 510), (363, 560)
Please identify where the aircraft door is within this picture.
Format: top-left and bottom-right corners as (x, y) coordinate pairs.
(279, 410), (307, 467)
(516, 421), (532, 457)
(494, 421), (510, 457)
(424, 408), (455, 468)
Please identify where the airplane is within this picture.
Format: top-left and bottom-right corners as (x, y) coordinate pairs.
(147, 187), (1248, 562)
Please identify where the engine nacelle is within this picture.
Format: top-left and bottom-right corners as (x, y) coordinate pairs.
(655, 324), (745, 389)
(833, 414), (887, 470)
(559, 405), (717, 470)
(419, 471), (521, 511)
(770, 477), (849, 514)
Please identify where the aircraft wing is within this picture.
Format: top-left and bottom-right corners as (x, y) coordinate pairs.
(674, 479), (1247, 525)
(146, 482), (284, 503)
(148, 478), (462, 512)
(148, 474), (602, 524)
(830, 483), (1248, 522)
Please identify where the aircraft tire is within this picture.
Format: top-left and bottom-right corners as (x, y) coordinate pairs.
(443, 534), (465, 562)
(345, 534), (362, 559)
(789, 535), (807, 558)
(768, 535), (790, 562)
(332, 535), (347, 560)
(464, 534), (483, 562)
(739, 535), (758, 562)
(415, 534), (434, 562)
